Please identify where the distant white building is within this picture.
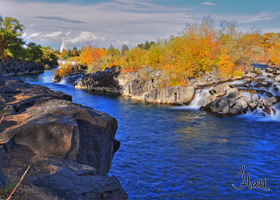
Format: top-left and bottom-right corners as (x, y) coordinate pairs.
(60, 38), (67, 53)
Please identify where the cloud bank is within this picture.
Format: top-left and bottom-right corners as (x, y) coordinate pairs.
(0, 0), (279, 49)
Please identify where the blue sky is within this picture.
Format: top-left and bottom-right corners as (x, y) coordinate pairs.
(0, 0), (279, 50)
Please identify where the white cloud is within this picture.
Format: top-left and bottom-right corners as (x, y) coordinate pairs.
(65, 30), (71, 36)
(26, 32), (41, 39)
(0, 0), (194, 48)
(67, 31), (100, 44)
(44, 31), (63, 38)
(28, 24), (37, 27)
(201, 2), (216, 6)
(0, 0), (279, 49)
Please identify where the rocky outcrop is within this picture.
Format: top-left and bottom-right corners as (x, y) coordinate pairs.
(201, 78), (280, 115)
(54, 65), (279, 115)
(75, 67), (121, 93)
(52, 64), (87, 83)
(0, 58), (44, 76)
(0, 75), (127, 199)
(73, 67), (195, 105)
(122, 80), (194, 104)
(275, 75), (280, 82)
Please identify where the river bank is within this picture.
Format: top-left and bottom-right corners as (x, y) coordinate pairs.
(0, 58), (59, 76)
(53, 65), (280, 117)
(0, 75), (127, 199)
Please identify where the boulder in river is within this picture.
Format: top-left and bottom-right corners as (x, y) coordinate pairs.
(275, 75), (280, 82)
(75, 67), (121, 93)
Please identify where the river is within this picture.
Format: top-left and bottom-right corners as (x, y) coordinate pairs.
(16, 70), (279, 199)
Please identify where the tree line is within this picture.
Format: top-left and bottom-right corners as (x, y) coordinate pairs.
(0, 16), (57, 66)
(2, 16), (280, 87)
(72, 17), (280, 86)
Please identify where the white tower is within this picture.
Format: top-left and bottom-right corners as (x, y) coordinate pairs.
(60, 38), (67, 53)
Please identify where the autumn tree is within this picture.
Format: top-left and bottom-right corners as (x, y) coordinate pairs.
(121, 45), (129, 56)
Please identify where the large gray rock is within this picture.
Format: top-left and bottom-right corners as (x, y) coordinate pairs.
(275, 75), (280, 82)
(202, 94), (253, 114)
(145, 86), (194, 104)
(209, 82), (232, 96)
(0, 76), (119, 176)
(35, 159), (127, 200)
(262, 96), (278, 107)
(75, 67), (121, 93)
(0, 75), (127, 198)
(206, 83), (236, 105)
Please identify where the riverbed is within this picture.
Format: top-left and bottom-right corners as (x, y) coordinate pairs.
(16, 70), (280, 199)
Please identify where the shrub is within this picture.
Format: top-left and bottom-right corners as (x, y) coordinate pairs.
(233, 70), (244, 77)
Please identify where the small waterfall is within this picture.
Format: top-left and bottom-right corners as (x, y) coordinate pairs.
(188, 88), (211, 108)
(239, 103), (280, 121)
(171, 88), (211, 110)
(58, 78), (67, 84)
(58, 74), (83, 86)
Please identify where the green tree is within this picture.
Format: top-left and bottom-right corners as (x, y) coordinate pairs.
(26, 42), (43, 62)
(0, 16), (25, 59)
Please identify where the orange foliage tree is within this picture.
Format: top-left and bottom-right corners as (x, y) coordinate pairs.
(69, 18), (280, 86)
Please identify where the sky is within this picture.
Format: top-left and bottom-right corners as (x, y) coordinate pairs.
(0, 0), (280, 50)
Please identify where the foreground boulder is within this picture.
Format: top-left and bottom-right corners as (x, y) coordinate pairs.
(0, 75), (127, 199)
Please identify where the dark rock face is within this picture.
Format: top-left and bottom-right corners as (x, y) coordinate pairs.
(0, 149), (6, 186)
(0, 169), (5, 187)
(0, 59), (44, 76)
(75, 67), (121, 93)
(35, 158), (127, 200)
(0, 75), (127, 199)
(0, 76), (118, 175)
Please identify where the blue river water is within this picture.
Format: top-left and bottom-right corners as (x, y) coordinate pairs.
(16, 71), (280, 199)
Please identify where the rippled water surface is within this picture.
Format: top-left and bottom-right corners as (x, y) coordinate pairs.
(17, 71), (280, 199)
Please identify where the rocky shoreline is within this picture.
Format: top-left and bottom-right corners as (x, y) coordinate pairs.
(54, 65), (280, 116)
(0, 58), (53, 76)
(0, 75), (127, 199)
